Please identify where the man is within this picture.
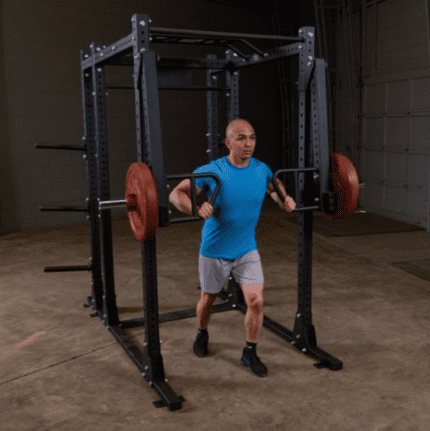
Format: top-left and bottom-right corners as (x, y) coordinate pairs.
(169, 119), (296, 377)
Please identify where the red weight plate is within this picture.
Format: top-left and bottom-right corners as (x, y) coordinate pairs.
(323, 153), (359, 221)
(125, 162), (159, 241)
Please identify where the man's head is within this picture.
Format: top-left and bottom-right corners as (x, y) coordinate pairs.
(224, 119), (256, 165)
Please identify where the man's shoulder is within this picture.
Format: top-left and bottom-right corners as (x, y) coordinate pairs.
(194, 157), (225, 173)
(252, 158), (271, 172)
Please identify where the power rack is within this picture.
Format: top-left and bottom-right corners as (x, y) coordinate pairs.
(40, 14), (342, 411)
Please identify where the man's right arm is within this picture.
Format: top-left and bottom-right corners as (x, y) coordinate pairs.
(169, 180), (202, 216)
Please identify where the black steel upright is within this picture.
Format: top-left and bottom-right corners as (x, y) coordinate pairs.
(81, 48), (104, 312)
(73, 13), (343, 412)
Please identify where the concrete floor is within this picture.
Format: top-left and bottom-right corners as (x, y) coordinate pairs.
(1, 199), (430, 431)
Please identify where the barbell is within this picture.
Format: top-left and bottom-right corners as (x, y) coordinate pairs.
(98, 153), (360, 241)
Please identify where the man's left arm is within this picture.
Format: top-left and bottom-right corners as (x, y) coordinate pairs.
(267, 179), (296, 212)
(267, 179), (288, 205)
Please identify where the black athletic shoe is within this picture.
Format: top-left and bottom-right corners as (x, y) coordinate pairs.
(193, 330), (209, 357)
(239, 348), (268, 377)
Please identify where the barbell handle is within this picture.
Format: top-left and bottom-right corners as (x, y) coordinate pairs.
(271, 168), (319, 205)
(98, 173), (221, 214)
(194, 173), (220, 219)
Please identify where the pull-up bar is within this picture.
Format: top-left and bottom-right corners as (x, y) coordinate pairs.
(149, 26), (304, 43)
(105, 86), (231, 91)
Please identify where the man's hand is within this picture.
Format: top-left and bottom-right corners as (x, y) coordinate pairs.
(198, 202), (213, 220)
(280, 196), (296, 214)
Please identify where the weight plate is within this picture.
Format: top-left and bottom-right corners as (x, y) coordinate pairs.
(322, 153), (359, 221)
(125, 162), (159, 241)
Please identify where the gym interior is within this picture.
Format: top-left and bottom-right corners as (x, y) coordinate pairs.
(1, 1), (429, 430)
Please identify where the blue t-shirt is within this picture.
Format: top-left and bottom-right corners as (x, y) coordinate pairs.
(193, 156), (274, 260)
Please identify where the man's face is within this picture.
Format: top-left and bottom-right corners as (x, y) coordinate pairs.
(225, 121), (256, 161)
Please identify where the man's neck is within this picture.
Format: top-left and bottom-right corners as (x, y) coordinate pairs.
(228, 154), (250, 168)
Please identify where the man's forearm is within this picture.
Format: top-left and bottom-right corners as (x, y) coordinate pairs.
(169, 190), (193, 215)
(271, 181), (288, 206)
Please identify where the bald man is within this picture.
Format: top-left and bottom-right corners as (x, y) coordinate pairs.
(169, 119), (296, 377)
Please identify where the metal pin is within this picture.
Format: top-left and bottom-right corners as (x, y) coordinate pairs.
(206, 149), (211, 153)
(308, 56), (313, 61)
(297, 313), (301, 318)
(308, 32), (314, 38)
(296, 334), (301, 339)
(112, 46), (116, 50)
(140, 21), (145, 26)
(96, 47), (101, 51)
(226, 93), (230, 97)
(97, 68), (102, 72)
(206, 133), (210, 137)
(291, 341), (296, 345)
(302, 348), (307, 353)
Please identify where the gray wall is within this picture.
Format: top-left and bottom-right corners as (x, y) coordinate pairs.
(359, 0), (430, 231)
(0, 0), (286, 234)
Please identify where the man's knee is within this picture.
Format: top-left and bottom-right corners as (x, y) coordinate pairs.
(201, 291), (218, 305)
(246, 294), (264, 310)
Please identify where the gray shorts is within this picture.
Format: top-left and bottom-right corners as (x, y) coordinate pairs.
(198, 250), (264, 295)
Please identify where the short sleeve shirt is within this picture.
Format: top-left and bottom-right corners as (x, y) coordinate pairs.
(193, 156), (274, 260)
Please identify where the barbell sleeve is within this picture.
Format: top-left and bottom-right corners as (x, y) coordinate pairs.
(99, 199), (127, 210)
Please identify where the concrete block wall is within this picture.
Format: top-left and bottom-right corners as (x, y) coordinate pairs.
(0, 0), (283, 235)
